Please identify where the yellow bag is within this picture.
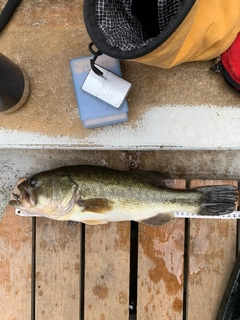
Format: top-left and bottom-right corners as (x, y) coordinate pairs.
(84, 0), (240, 68)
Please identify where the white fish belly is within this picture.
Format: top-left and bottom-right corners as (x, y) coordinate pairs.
(66, 202), (199, 223)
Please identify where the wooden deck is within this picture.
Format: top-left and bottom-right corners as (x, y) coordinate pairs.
(0, 179), (238, 320)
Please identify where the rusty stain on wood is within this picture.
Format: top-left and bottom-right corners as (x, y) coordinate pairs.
(137, 180), (186, 320)
(0, 205), (32, 319)
(84, 222), (130, 320)
(35, 218), (81, 320)
(93, 284), (109, 300)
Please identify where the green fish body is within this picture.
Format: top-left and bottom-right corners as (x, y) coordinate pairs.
(9, 165), (238, 226)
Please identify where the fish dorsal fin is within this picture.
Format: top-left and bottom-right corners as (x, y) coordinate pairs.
(138, 212), (174, 226)
(77, 198), (114, 214)
(131, 170), (174, 188)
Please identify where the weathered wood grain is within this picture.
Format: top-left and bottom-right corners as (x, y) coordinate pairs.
(187, 180), (238, 320)
(1, 176), (239, 320)
(137, 180), (186, 320)
(35, 218), (81, 320)
(84, 222), (130, 320)
(0, 205), (32, 320)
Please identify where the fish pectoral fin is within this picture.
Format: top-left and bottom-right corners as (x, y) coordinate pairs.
(137, 212), (174, 226)
(77, 198), (114, 214)
(82, 220), (108, 225)
(67, 221), (79, 228)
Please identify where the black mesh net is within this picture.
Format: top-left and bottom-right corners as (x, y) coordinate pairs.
(96, 0), (184, 51)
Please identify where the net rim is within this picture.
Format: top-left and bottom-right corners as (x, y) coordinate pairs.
(83, 0), (196, 60)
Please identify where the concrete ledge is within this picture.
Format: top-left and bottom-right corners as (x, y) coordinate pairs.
(1, 104), (240, 150)
(1, 1), (240, 151)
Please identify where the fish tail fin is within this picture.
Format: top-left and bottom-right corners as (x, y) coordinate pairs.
(196, 185), (238, 216)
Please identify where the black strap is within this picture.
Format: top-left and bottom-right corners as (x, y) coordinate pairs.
(216, 253), (240, 320)
(88, 42), (103, 76)
(0, 0), (22, 32)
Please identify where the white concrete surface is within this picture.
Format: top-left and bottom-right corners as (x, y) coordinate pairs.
(1, 105), (240, 150)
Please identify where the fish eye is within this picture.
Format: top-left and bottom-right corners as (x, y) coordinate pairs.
(12, 193), (20, 200)
(29, 177), (37, 187)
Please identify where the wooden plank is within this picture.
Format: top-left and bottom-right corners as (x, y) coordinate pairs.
(137, 180), (186, 320)
(187, 180), (238, 320)
(0, 205), (32, 319)
(35, 218), (81, 320)
(84, 222), (130, 320)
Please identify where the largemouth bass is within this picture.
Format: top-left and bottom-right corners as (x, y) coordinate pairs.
(8, 165), (238, 226)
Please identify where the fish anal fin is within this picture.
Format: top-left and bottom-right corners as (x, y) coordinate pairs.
(138, 212), (174, 226)
(82, 220), (108, 225)
(132, 170), (174, 188)
(77, 198), (114, 214)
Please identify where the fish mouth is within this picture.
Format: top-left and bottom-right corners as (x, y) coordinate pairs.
(9, 184), (36, 210)
(9, 188), (42, 217)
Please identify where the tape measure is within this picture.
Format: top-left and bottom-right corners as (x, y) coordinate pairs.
(174, 211), (240, 219)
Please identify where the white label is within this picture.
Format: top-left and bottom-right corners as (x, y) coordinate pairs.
(82, 65), (131, 109)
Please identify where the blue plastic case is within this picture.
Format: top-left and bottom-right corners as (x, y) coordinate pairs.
(70, 54), (129, 129)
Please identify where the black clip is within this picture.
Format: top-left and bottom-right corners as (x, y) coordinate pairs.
(210, 63), (222, 73)
(89, 42), (103, 76)
(210, 56), (222, 73)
